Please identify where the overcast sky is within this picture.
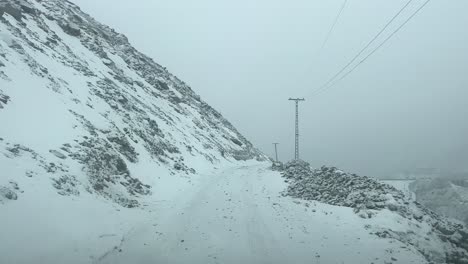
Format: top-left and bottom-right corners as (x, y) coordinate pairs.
(71, 0), (468, 177)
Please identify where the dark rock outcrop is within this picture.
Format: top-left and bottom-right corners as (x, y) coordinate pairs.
(58, 21), (81, 37)
(0, 2), (22, 20)
(0, 186), (18, 201)
(70, 137), (151, 208)
(0, 91), (10, 109)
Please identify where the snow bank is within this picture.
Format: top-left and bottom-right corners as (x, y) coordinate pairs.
(282, 160), (468, 264)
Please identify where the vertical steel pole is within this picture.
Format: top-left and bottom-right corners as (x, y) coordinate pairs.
(289, 98), (305, 161)
(273, 143), (279, 162)
(295, 101), (299, 160)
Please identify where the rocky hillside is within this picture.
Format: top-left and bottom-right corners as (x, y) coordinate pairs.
(410, 176), (468, 225)
(0, 0), (265, 207)
(282, 160), (468, 264)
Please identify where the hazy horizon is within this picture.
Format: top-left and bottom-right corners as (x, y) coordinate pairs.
(71, 0), (468, 177)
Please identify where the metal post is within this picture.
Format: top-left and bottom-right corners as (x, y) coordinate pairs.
(289, 98), (305, 160)
(273, 143), (279, 162)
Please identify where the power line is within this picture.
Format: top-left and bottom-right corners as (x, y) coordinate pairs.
(313, 0), (415, 95)
(314, 0), (431, 97)
(321, 0), (348, 50)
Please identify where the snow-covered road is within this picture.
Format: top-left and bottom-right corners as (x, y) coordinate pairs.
(1, 162), (429, 264)
(93, 164), (426, 264)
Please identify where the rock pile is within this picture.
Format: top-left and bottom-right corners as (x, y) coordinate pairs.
(283, 161), (408, 216)
(271, 161), (284, 171)
(282, 160), (468, 264)
(282, 159), (311, 178)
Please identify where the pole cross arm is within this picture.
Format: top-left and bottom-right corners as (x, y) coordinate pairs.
(288, 98), (305, 101)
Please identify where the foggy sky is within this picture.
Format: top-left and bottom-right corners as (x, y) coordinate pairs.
(71, 0), (468, 177)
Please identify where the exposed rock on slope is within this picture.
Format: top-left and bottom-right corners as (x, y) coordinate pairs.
(282, 161), (468, 264)
(0, 181), (20, 203)
(410, 176), (468, 225)
(0, 0), (265, 207)
(0, 90), (9, 108)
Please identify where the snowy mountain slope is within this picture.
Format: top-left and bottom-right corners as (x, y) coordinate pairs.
(383, 178), (468, 225)
(1, 1), (467, 264)
(410, 177), (468, 225)
(0, 0), (265, 207)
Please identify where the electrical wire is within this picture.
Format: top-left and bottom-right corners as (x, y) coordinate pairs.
(313, 0), (431, 97)
(313, 0), (415, 95)
(321, 0), (348, 50)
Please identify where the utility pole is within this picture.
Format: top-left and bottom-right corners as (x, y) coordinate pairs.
(272, 143), (279, 162)
(289, 98), (305, 160)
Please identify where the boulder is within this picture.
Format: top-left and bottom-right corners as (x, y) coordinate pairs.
(19, 1), (35, 15)
(0, 186), (18, 201)
(59, 21), (81, 37)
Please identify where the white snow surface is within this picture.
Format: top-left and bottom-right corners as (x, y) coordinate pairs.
(0, 1), (465, 263)
(1, 163), (430, 264)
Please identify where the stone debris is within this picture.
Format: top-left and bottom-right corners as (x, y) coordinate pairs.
(282, 160), (468, 264)
(271, 161), (284, 171)
(283, 160), (407, 215)
(52, 175), (80, 196)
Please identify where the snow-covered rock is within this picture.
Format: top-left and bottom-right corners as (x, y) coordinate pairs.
(271, 161), (284, 171)
(410, 176), (468, 225)
(284, 163), (407, 213)
(0, 185), (17, 201)
(0, 180), (21, 203)
(282, 161), (468, 264)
